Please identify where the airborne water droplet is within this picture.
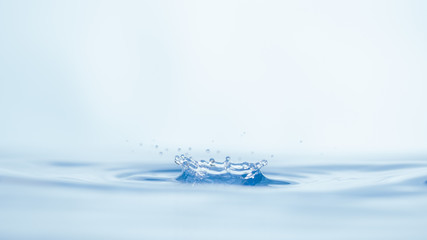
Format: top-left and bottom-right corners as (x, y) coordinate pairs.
(205, 149), (210, 153)
(175, 155), (181, 165)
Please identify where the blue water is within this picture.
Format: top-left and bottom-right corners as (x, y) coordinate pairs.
(174, 155), (287, 186)
(1, 154), (427, 239)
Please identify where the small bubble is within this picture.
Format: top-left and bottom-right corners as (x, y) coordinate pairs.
(205, 149), (210, 153)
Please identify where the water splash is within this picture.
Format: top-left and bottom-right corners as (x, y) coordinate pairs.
(174, 155), (270, 185)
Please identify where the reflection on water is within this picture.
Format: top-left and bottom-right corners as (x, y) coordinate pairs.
(0, 156), (427, 239)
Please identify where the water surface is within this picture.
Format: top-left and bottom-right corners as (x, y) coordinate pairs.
(0, 155), (426, 240)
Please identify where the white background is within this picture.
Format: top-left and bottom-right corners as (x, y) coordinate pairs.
(1, 0), (426, 160)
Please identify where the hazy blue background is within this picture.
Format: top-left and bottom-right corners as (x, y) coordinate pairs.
(1, 0), (426, 161)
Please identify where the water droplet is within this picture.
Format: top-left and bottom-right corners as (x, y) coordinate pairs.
(159, 152), (163, 155)
(205, 149), (210, 153)
(188, 147), (192, 151)
(209, 158), (215, 165)
(139, 143), (143, 147)
(155, 145), (159, 149)
(224, 156), (231, 170)
(177, 148), (181, 152)
(270, 154), (274, 158)
(175, 155), (181, 165)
